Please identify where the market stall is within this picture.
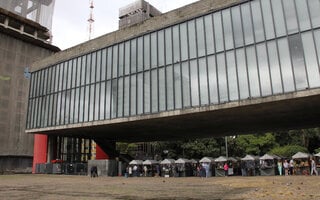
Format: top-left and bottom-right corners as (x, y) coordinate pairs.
(259, 154), (277, 176)
(160, 159), (176, 177)
(142, 160), (159, 177)
(241, 155), (259, 176)
(175, 158), (192, 177)
(129, 160), (143, 177)
(214, 156), (228, 176)
(199, 157), (215, 177)
(292, 152), (310, 175)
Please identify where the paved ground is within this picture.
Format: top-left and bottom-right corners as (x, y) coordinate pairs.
(0, 174), (319, 199)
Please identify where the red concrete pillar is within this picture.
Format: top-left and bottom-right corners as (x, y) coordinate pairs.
(32, 134), (48, 173)
(96, 145), (109, 160)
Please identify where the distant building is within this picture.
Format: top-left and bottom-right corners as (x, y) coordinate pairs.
(0, 0), (59, 173)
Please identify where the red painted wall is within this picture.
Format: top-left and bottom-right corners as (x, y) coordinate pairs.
(32, 134), (48, 173)
(96, 145), (109, 160)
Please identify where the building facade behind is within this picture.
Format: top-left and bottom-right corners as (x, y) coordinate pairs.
(0, 1), (59, 173)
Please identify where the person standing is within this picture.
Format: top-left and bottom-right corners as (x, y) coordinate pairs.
(224, 163), (229, 177)
(283, 160), (289, 175)
(289, 159), (294, 175)
(310, 157), (318, 176)
(277, 160), (283, 176)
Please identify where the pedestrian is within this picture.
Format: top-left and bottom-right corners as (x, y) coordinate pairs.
(241, 161), (246, 176)
(283, 160), (289, 175)
(277, 160), (283, 176)
(224, 163), (229, 177)
(289, 159), (294, 175)
(128, 166), (132, 177)
(310, 157), (318, 176)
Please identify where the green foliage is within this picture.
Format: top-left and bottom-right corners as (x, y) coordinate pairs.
(116, 142), (137, 155)
(269, 145), (308, 158)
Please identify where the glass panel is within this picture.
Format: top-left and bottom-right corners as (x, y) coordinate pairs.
(137, 37), (143, 72)
(113, 45), (118, 78)
(60, 91), (66, 124)
(188, 20), (197, 59)
(99, 82), (105, 120)
(315, 30), (320, 76)
(144, 35), (150, 70)
(101, 49), (107, 81)
(288, 34), (308, 90)
(137, 73), (143, 114)
(283, 0), (298, 34)
(231, 6), (244, 48)
(222, 9), (234, 50)
(91, 52), (96, 84)
(89, 84), (95, 121)
(204, 14), (215, 55)
(79, 87), (84, 122)
(226, 51), (239, 101)
(85, 55), (91, 84)
(190, 60), (199, 106)
(214, 11), (224, 52)
(56, 92), (61, 124)
(295, 0), (311, 31)
(308, 0), (320, 28)
(261, 0), (275, 40)
(84, 85), (89, 122)
(208, 55), (219, 104)
(94, 84), (100, 120)
(105, 80), (111, 119)
(59, 63), (64, 91)
(118, 43), (124, 77)
(217, 53), (228, 102)
(246, 46), (260, 97)
(251, 0), (265, 43)
(257, 43), (272, 96)
(65, 90), (71, 124)
(151, 32), (157, 68)
(199, 57), (209, 105)
(74, 88), (80, 123)
(278, 38), (295, 92)
(131, 75), (137, 115)
(166, 65), (174, 110)
(107, 47), (112, 79)
(56, 64), (61, 90)
(125, 41), (130, 75)
(241, 4), (254, 45)
(63, 63), (68, 90)
(180, 23), (188, 61)
(302, 32), (320, 88)
(111, 79), (117, 118)
(158, 30), (165, 67)
(144, 71), (151, 113)
(151, 69), (158, 112)
(124, 76), (130, 116)
(267, 41), (283, 94)
(118, 77), (123, 117)
(174, 64), (182, 109)
(236, 48), (249, 99)
(182, 62), (190, 107)
(196, 17), (206, 57)
(131, 39), (137, 73)
(159, 68), (166, 111)
(271, 0), (286, 37)
(173, 25), (180, 63)
(165, 28), (173, 65)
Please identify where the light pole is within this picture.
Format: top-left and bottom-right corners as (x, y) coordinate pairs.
(225, 136), (228, 159)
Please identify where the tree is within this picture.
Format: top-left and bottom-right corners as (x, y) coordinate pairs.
(269, 145), (308, 158)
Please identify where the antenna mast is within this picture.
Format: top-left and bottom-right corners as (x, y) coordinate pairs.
(88, 0), (94, 40)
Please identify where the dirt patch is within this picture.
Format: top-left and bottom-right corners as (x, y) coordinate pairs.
(0, 175), (319, 199)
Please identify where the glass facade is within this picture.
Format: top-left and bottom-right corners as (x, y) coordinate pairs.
(27, 0), (320, 129)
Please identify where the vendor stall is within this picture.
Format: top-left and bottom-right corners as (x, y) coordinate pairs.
(175, 158), (192, 177)
(199, 157), (215, 177)
(214, 156), (227, 176)
(292, 152), (310, 175)
(314, 152), (320, 175)
(129, 160), (143, 177)
(160, 159), (175, 177)
(142, 160), (159, 177)
(259, 154), (277, 176)
(241, 155), (259, 176)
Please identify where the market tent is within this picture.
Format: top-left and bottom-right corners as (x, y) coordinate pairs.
(228, 157), (238, 162)
(315, 152), (320, 157)
(129, 160), (143, 165)
(175, 158), (191, 164)
(199, 157), (215, 163)
(241, 155), (256, 161)
(190, 159), (198, 164)
(160, 159), (175, 165)
(260, 154), (275, 160)
(214, 156), (227, 162)
(292, 152), (310, 159)
(143, 160), (159, 165)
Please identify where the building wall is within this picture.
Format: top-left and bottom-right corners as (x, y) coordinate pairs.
(27, 0), (320, 131)
(0, 32), (57, 172)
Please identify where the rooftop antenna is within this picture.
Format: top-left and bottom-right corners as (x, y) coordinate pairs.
(88, 0), (94, 40)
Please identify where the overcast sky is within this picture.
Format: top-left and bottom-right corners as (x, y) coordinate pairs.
(52, 0), (198, 50)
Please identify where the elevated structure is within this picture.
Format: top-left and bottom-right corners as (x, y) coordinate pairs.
(0, 4), (59, 173)
(27, 0), (320, 174)
(119, 0), (161, 29)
